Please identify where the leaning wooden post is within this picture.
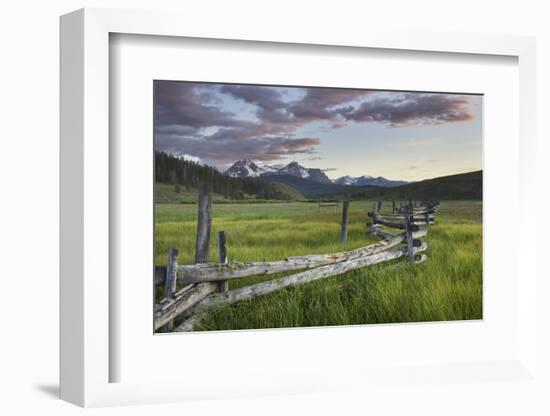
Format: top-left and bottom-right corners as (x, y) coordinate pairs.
(341, 200), (349, 242)
(377, 200), (382, 212)
(164, 247), (178, 299)
(195, 184), (212, 263)
(217, 231), (229, 293)
(392, 199), (395, 213)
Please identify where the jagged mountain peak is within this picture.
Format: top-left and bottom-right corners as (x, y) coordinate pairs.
(223, 159), (331, 184)
(225, 159), (263, 177)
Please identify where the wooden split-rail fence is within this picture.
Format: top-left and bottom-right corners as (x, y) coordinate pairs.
(154, 188), (440, 332)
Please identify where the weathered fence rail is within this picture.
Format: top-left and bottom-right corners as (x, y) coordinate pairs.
(176, 228), (427, 284)
(153, 194), (439, 332)
(155, 282), (216, 330)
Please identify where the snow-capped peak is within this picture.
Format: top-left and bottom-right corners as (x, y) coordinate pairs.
(224, 159), (263, 177)
(334, 175), (357, 186)
(223, 159), (331, 183)
(279, 161), (310, 178)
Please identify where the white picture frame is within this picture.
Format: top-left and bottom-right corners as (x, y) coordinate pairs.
(60, 8), (538, 408)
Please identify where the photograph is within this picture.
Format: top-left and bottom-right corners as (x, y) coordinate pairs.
(153, 80), (483, 333)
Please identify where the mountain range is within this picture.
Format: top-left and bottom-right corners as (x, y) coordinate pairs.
(225, 159), (332, 184)
(333, 175), (409, 188)
(224, 159), (408, 187)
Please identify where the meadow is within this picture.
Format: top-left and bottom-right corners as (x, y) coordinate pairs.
(155, 199), (482, 330)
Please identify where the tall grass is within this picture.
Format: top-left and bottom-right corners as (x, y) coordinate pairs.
(154, 200), (482, 330)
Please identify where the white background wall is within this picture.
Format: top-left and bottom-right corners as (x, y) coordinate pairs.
(0, 1), (548, 414)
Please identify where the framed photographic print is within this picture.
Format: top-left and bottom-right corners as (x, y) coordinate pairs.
(152, 80), (483, 334)
(60, 7), (539, 409)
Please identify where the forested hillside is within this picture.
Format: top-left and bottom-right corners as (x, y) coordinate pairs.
(353, 170), (482, 200)
(155, 151), (305, 200)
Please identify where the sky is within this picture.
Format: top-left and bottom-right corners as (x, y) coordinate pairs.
(154, 81), (482, 181)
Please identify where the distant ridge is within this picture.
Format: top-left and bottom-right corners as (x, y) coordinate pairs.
(334, 175), (409, 188)
(261, 174), (381, 198)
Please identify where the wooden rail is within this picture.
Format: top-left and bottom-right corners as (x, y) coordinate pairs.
(177, 229), (427, 284)
(368, 213), (421, 231)
(382, 211), (435, 219)
(155, 282), (217, 330)
(207, 243), (428, 309)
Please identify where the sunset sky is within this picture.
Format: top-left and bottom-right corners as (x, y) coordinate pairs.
(154, 81), (482, 181)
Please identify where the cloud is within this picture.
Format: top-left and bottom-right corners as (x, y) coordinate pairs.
(220, 85), (286, 111)
(155, 125), (198, 136)
(288, 89), (372, 124)
(155, 134), (320, 166)
(154, 81), (477, 167)
(155, 81), (243, 129)
(205, 121), (291, 141)
(339, 93), (474, 126)
(221, 85), (372, 132)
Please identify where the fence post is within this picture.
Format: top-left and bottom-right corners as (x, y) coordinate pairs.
(318, 198), (321, 212)
(161, 247), (178, 332)
(164, 247), (178, 299)
(341, 200), (349, 242)
(404, 205), (415, 263)
(392, 199), (395, 213)
(217, 231), (228, 293)
(195, 184), (212, 263)
(377, 200), (382, 212)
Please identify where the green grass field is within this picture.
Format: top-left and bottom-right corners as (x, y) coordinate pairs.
(155, 199), (482, 330)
